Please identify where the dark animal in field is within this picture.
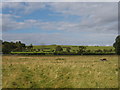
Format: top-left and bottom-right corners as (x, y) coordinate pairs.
(100, 58), (107, 61)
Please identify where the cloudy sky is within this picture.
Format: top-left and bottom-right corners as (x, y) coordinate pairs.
(2, 2), (118, 46)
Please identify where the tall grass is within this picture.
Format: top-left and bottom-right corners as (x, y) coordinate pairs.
(2, 55), (118, 88)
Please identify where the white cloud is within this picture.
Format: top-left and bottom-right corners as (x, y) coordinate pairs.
(2, 2), (118, 45)
(2, 2), (118, 33)
(2, 13), (117, 35)
(2, 14), (79, 31)
(2, 14), (29, 31)
(48, 2), (118, 23)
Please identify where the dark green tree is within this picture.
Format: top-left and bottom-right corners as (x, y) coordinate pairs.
(95, 49), (102, 53)
(55, 46), (63, 52)
(0, 40), (2, 53)
(113, 35), (120, 55)
(86, 50), (91, 53)
(78, 46), (86, 55)
(2, 41), (12, 54)
(103, 49), (108, 53)
(2, 41), (26, 54)
(66, 47), (71, 53)
(14, 41), (26, 51)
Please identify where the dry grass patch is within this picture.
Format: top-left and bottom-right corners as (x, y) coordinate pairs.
(2, 55), (118, 88)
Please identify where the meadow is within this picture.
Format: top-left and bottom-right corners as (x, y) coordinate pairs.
(11, 45), (115, 55)
(33, 45), (114, 51)
(2, 55), (118, 88)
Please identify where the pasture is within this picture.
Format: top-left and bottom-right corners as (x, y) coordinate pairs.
(33, 45), (115, 52)
(2, 55), (118, 88)
(11, 45), (115, 55)
(33, 45), (114, 50)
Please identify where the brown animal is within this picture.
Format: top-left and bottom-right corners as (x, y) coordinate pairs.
(100, 58), (107, 61)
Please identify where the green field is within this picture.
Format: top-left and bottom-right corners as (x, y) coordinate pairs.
(33, 45), (115, 53)
(2, 55), (118, 88)
(10, 45), (115, 55)
(33, 45), (114, 50)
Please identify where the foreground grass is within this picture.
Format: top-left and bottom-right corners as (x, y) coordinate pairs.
(2, 55), (118, 88)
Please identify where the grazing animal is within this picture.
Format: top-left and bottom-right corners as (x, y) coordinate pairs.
(100, 58), (107, 61)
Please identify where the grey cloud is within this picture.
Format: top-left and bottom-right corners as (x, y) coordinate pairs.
(2, 2), (46, 14)
(2, 14), (80, 32)
(2, 12), (117, 34)
(2, 14), (31, 31)
(2, 2), (118, 45)
(48, 2), (118, 31)
(2, 32), (117, 46)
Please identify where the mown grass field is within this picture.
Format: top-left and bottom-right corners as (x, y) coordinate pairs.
(2, 55), (118, 88)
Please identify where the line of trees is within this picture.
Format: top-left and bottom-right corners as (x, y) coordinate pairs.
(54, 46), (114, 55)
(0, 35), (120, 55)
(1, 40), (36, 54)
(1, 40), (26, 54)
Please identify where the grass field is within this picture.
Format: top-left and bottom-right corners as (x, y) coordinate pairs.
(33, 45), (114, 51)
(2, 55), (118, 88)
(10, 45), (115, 55)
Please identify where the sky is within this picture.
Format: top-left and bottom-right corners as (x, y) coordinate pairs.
(1, 2), (118, 46)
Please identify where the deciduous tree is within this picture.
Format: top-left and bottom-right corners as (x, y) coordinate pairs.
(113, 35), (120, 55)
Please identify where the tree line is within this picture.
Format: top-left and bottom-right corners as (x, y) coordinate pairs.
(0, 40), (87, 55)
(0, 35), (120, 55)
(0, 40), (33, 54)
